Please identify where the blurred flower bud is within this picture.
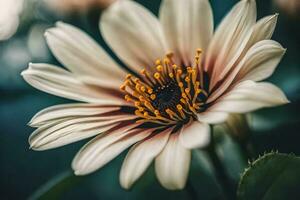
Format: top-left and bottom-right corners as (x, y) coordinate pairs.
(224, 114), (251, 143)
(0, 0), (24, 40)
(274, 0), (300, 18)
(44, 0), (115, 14)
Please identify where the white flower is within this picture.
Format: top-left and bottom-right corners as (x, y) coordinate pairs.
(22, 0), (289, 190)
(0, 0), (24, 40)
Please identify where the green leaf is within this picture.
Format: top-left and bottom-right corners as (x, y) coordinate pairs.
(237, 152), (300, 200)
(28, 170), (84, 200)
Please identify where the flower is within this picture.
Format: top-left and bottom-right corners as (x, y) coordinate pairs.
(22, 0), (289, 190)
(0, 0), (24, 40)
(44, 0), (115, 13)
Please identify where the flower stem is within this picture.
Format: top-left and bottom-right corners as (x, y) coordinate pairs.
(205, 128), (236, 200)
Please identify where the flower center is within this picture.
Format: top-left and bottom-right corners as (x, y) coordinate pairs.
(152, 81), (181, 111)
(120, 49), (208, 126)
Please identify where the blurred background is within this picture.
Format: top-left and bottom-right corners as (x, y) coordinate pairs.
(0, 0), (299, 199)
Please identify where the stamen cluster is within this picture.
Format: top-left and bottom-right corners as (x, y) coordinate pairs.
(120, 49), (208, 126)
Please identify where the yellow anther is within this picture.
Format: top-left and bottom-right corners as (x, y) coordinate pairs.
(165, 109), (175, 117)
(150, 94), (156, 100)
(187, 67), (192, 72)
(185, 77), (190, 82)
(177, 104), (185, 118)
(124, 79), (130, 85)
(177, 104), (183, 110)
(172, 64), (177, 69)
(163, 58), (170, 64)
(125, 95), (135, 102)
(144, 101), (154, 110)
(141, 86), (146, 92)
(134, 78), (140, 83)
(180, 98), (186, 104)
(169, 73), (174, 78)
(139, 96), (145, 101)
(155, 59), (161, 65)
(135, 110), (142, 116)
(165, 109), (180, 120)
(195, 55), (200, 61)
(120, 84), (126, 91)
(125, 95), (130, 101)
(196, 48), (202, 54)
(154, 110), (160, 116)
(138, 107), (144, 111)
(154, 72), (161, 79)
(156, 65), (163, 72)
(185, 88), (190, 94)
(182, 93), (187, 98)
(178, 82), (184, 88)
(166, 52), (174, 58)
(144, 101), (150, 106)
(126, 74), (132, 79)
(134, 101), (140, 107)
(135, 84), (141, 90)
(140, 69), (146, 74)
(177, 69), (182, 75)
(196, 89), (202, 94)
(133, 91), (139, 97)
(143, 112), (149, 117)
(148, 88), (153, 94)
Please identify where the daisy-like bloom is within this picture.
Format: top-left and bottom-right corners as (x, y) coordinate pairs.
(22, 0), (289, 190)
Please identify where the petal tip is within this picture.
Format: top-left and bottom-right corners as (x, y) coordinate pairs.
(20, 70), (27, 76)
(74, 170), (81, 176)
(44, 28), (56, 38)
(55, 21), (64, 27)
(283, 48), (287, 53)
(282, 96), (290, 104)
(27, 121), (33, 126)
(120, 181), (131, 190)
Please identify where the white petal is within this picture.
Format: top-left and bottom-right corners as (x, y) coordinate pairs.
(100, 0), (167, 73)
(210, 80), (289, 113)
(155, 133), (191, 190)
(72, 126), (154, 175)
(29, 103), (120, 127)
(207, 40), (285, 103)
(238, 40), (286, 82)
(179, 121), (210, 149)
(246, 14), (278, 49)
(21, 63), (127, 105)
(30, 123), (117, 151)
(205, 0), (256, 87)
(197, 111), (229, 124)
(45, 22), (125, 89)
(29, 114), (137, 150)
(120, 127), (172, 189)
(159, 0), (213, 65)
